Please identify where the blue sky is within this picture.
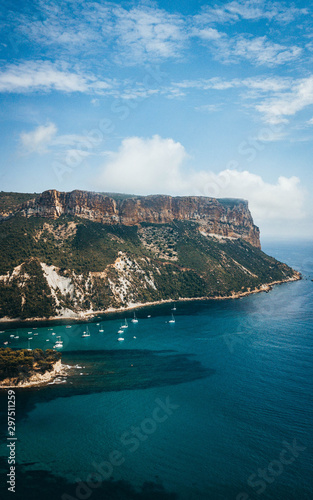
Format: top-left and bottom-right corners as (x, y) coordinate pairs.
(0, 0), (312, 239)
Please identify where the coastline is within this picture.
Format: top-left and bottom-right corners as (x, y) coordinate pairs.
(0, 273), (301, 324)
(0, 360), (66, 389)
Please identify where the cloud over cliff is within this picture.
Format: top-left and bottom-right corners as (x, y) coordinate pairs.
(98, 135), (305, 223)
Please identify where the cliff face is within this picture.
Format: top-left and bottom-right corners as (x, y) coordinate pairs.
(19, 190), (261, 248)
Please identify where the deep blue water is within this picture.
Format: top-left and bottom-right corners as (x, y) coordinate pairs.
(0, 241), (312, 500)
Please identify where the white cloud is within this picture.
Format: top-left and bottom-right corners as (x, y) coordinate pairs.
(228, 36), (302, 66)
(242, 77), (292, 93)
(169, 75), (313, 127)
(20, 123), (57, 153)
(99, 135), (188, 194)
(256, 76), (313, 124)
(6, 0), (308, 70)
(173, 76), (292, 93)
(18, 15), (98, 49)
(196, 0), (307, 25)
(20, 123), (103, 156)
(118, 88), (160, 100)
(196, 170), (305, 221)
(108, 6), (187, 64)
(13, 0), (101, 50)
(193, 28), (222, 41)
(192, 2), (304, 67)
(174, 77), (239, 91)
(195, 31), (302, 66)
(195, 104), (223, 113)
(98, 135), (305, 222)
(0, 61), (112, 94)
(13, 2), (187, 66)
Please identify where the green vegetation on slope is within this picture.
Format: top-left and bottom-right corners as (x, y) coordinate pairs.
(0, 215), (144, 274)
(0, 192), (36, 215)
(0, 214), (296, 319)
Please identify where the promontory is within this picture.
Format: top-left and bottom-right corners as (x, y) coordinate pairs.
(0, 190), (300, 321)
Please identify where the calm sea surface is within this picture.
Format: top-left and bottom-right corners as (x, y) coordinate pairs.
(0, 241), (312, 500)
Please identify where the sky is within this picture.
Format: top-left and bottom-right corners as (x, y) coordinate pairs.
(0, 0), (312, 240)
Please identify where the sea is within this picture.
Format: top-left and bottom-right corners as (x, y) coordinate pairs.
(0, 240), (312, 500)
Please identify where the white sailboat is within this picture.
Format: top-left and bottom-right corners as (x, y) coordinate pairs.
(82, 326), (91, 338)
(117, 337), (124, 341)
(169, 313), (175, 324)
(55, 336), (64, 348)
(121, 319), (128, 329)
(171, 303), (177, 311)
(131, 312), (138, 324)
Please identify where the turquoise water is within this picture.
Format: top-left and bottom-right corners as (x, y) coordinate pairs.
(0, 241), (312, 499)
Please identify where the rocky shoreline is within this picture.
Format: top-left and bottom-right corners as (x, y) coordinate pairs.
(0, 360), (66, 389)
(0, 273), (301, 324)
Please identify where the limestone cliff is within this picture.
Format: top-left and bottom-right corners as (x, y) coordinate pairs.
(18, 190), (261, 248)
